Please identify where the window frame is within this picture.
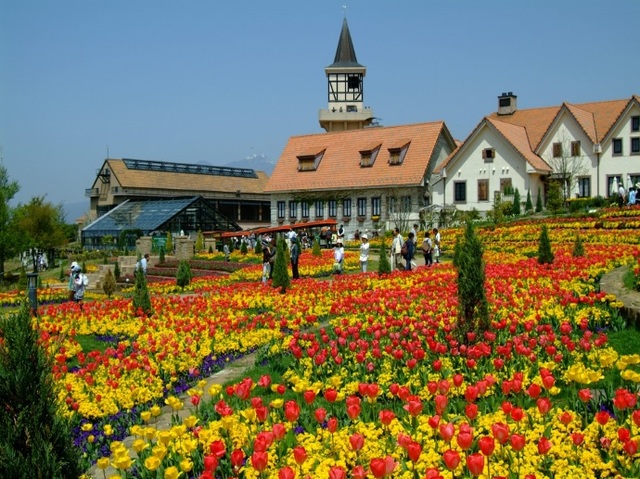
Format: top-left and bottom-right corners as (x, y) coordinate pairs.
(371, 197), (381, 217)
(288, 201), (297, 219)
(613, 138), (623, 155)
(482, 148), (495, 162)
(632, 116), (640, 132)
(571, 141), (581, 157)
(277, 201), (285, 219)
(577, 177), (591, 198)
(315, 200), (324, 218)
(401, 195), (412, 213)
(301, 202), (309, 218)
(552, 142), (562, 158)
(342, 198), (352, 218)
(356, 197), (367, 217)
(328, 200), (337, 218)
(631, 137), (640, 155)
(478, 179), (489, 202)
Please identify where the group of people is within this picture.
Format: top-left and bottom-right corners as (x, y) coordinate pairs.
(391, 224), (441, 271)
(617, 183), (639, 207)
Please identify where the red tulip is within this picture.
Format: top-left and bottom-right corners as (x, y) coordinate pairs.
(632, 409), (640, 427)
(351, 465), (366, 479)
(465, 403), (478, 421)
(327, 417), (338, 433)
(292, 446), (307, 465)
(578, 388), (592, 403)
(526, 383), (541, 399)
(510, 433), (526, 451)
(466, 453), (484, 476)
(618, 427), (631, 442)
(456, 431), (473, 450)
(537, 436), (552, 455)
(328, 466), (346, 479)
(230, 449), (245, 469)
(442, 450), (461, 470)
(407, 441), (422, 462)
(623, 439), (638, 456)
(536, 397), (551, 415)
(510, 407), (524, 422)
(325, 388), (338, 403)
(278, 466), (295, 479)
(439, 422), (455, 443)
(397, 432), (412, 449)
(595, 410), (610, 425)
(190, 395), (200, 406)
(272, 423), (286, 441)
(571, 432), (584, 446)
(478, 436), (495, 456)
(369, 456), (397, 478)
(284, 400), (300, 422)
(425, 468), (444, 479)
(558, 411), (573, 425)
(464, 385), (479, 403)
(315, 407), (327, 423)
(434, 394), (448, 415)
(203, 455), (218, 471)
(349, 433), (364, 451)
(428, 415), (440, 429)
(303, 390), (316, 404)
(251, 451), (268, 471)
(379, 409), (395, 426)
(491, 422), (510, 445)
(403, 396), (423, 416)
(209, 440), (226, 459)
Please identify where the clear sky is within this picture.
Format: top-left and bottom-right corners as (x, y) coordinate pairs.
(2, 0), (639, 216)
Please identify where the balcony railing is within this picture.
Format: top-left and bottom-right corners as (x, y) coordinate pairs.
(85, 188), (99, 197)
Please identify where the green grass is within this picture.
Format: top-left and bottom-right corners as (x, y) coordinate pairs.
(623, 268), (637, 291)
(66, 334), (111, 369)
(608, 327), (640, 355)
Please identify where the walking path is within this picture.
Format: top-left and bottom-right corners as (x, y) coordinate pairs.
(86, 265), (639, 478)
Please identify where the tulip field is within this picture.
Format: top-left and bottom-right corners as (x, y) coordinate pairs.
(5, 209), (640, 479)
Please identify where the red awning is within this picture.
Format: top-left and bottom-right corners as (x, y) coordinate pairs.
(219, 219), (337, 238)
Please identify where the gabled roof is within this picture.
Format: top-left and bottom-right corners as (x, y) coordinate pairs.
(265, 122), (454, 193)
(92, 158), (269, 195)
(328, 18), (363, 68)
(488, 118), (552, 172)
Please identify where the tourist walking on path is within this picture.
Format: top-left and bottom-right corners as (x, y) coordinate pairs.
(333, 241), (344, 274)
(403, 232), (416, 271)
(359, 234), (370, 272)
(422, 231), (433, 267)
(391, 228), (404, 270)
(432, 228), (441, 264)
(290, 238), (300, 279)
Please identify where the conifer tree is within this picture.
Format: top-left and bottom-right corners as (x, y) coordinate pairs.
(512, 188), (521, 215)
(537, 224), (554, 264)
(165, 231), (173, 254)
(525, 190), (533, 213)
(255, 240), (263, 255)
(132, 268), (153, 316)
(0, 306), (82, 479)
(159, 246), (165, 263)
(114, 261), (121, 280)
(546, 182), (563, 214)
(103, 267), (116, 298)
(535, 186), (543, 213)
(453, 221), (489, 343)
(572, 233), (585, 257)
(176, 260), (192, 291)
(271, 238), (290, 294)
(195, 230), (204, 252)
(312, 238), (322, 256)
(378, 239), (392, 274)
(240, 241), (248, 255)
(58, 263), (64, 282)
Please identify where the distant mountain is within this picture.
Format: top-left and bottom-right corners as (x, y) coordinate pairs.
(223, 153), (276, 176)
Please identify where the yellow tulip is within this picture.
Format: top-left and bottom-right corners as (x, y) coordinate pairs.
(96, 457), (110, 470)
(144, 456), (161, 471)
(164, 466), (182, 479)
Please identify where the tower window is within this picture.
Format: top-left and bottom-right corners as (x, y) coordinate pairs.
(348, 75), (360, 90)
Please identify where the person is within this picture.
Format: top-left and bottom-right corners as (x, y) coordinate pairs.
(290, 237), (300, 279)
(359, 234), (370, 272)
(261, 240), (271, 284)
(628, 187), (636, 206)
(618, 184), (626, 208)
(432, 228), (441, 264)
(268, 238), (277, 279)
(136, 253), (149, 276)
(333, 241), (344, 274)
(68, 261), (80, 301)
(337, 224), (345, 240)
(391, 228), (404, 270)
(422, 231), (433, 267)
(70, 263), (88, 302)
(223, 242), (230, 261)
(325, 227), (333, 249)
(403, 232), (416, 271)
(412, 223), (419, 241)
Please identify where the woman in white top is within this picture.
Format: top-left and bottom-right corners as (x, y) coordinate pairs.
(359, 234), (370, 272)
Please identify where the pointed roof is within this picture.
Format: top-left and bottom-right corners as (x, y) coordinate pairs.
(265, 122), (455, 193)
(328, 18), (363, 68)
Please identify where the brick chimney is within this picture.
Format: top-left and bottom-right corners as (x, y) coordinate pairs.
(497, 92), (517, 115)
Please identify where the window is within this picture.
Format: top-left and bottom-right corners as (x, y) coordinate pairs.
(347, 74), (360, 90)
(608, 176), (622, 197)
(500, 178), (513, 195)
(297, 149), (325, 171)
(478, 179), (489, 202)
(401, 196), (412, 212)
(632, 116), (640, 132)
(371, 197), (381, 216)
(552, 142), (562, 158)
(357, 198), (367, 217)
(629, 174), (640, 189)
(613, 138), (623, 155)
(571, 141), (581, 156)
(328, 200), (337, 218)
(346, 105), (358, 112)
(632, 138), (640, 154)
(454, 182), (466, 202)
(315, 201), (324, 218)
(289, 201), (297, 218)
(578, 177), (591, 198)
(482, 148), (495, 161)
(388, 141), (410, 165)
(277, 201), (285, 219)
(342, 198), (352, 217)
(301, 202), (309, 218)
(387, 196), (397, 214)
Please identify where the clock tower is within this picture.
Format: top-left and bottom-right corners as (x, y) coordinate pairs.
(319, 18), (375, 132)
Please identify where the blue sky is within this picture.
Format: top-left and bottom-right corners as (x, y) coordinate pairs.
(2, 0), (639, 217)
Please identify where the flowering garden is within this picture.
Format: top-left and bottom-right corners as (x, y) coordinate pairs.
(3, 208), (640, 478)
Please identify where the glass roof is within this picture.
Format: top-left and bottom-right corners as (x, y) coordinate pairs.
(83, 197), (199, 233)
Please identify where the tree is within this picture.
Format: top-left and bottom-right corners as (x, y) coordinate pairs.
(535, 186), (543, 213)
(165, 231), (173, 254)
(572, 233), (585, 258)
(255, 240), (263, 255)
(0, 306), (83, 478)
(11, 196), (68, 272)
(240, 241), (248, 255)
(114, 261), (121, 280)
(176, 260), (192, 291)
(132, 268), (153, 316)
(512, 188), (521, 216)
(537, 224), (554, 265)
(525, 190), (533, 213)
(271, 238), (290, 294)
(545, 136), (589, 204)
(377, 238), (391, 274)
(103, 268), (117, 298)
(453, 221), (489, 342)
(312, 238), (322, 256)
(195, 230), (204, 252)
(546, 181), (563, 214)
(0, 164), (20, 283)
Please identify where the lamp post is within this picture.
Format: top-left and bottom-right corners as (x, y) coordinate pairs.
(27, 272), (38, 316)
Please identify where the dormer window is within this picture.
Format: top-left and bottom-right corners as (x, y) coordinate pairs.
(297, 148), (326, 171)
(387, 140), (410, 166)
(359, 143), (381, 167)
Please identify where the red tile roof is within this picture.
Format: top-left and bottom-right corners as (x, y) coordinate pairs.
(265, 122), (454, 193)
